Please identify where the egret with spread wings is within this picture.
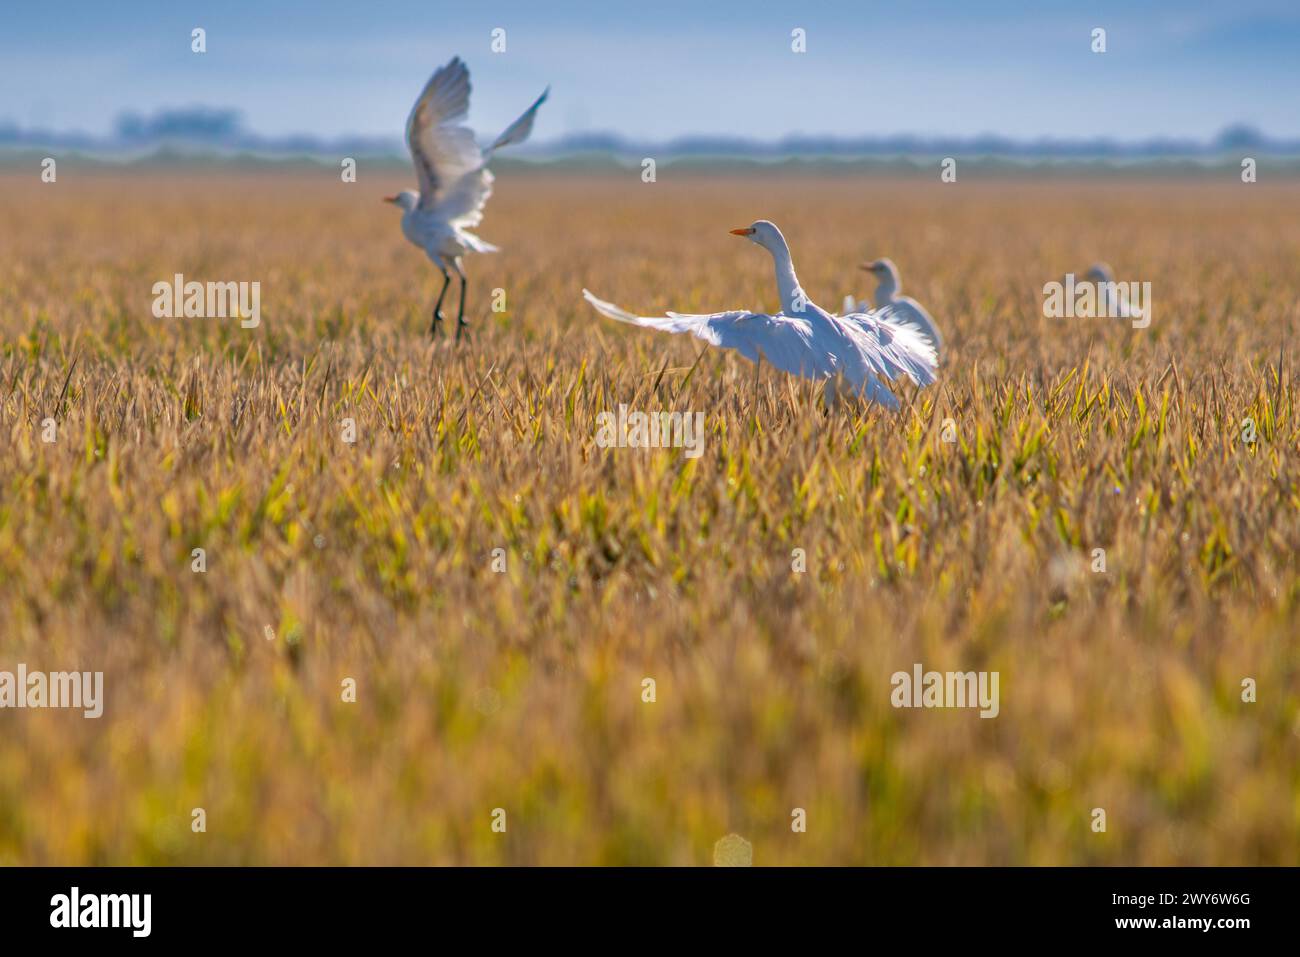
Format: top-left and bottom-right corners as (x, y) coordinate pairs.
(385, 56), (548, 338)
(584, 221), (938, 411)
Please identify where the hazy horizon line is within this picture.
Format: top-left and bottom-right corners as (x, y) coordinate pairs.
(4, 109), (1299, 161)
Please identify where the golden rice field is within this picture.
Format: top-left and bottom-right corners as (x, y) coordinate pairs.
(1, 168), (1298, 865)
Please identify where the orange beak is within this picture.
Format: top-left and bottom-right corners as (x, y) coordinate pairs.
(861, 261), (878, 271)
(730, 227), (755, 236)
(383, 195), (398, 204)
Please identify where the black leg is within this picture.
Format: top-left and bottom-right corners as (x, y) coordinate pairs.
(454, 273), (469, 341)
(430, 270), (451, 336)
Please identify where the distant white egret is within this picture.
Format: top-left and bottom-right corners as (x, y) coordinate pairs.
(583, 221), (937, 410)
(851, 258), (943, 357)
(385, 56), (548, 338)
(1082, 262), (1144, 322)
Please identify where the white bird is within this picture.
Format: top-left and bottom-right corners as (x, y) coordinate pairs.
(1082, 262), (1144, 322)
(850, 258), (943, 357)
(583, 220), (937, 410)
(385, 56), (548, 338)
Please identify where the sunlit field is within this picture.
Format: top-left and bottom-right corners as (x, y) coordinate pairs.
(1, 168), (1298, 865)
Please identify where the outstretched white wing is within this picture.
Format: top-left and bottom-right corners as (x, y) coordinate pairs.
(405, 57), (484, 215)
(840, 303), (939, 388)
(435, 87), (549, 229)
(487, 87), (549, 155)
(843, 295), (943, 357)
(584, 290), (836, 381)
(886, 297), (943, 355)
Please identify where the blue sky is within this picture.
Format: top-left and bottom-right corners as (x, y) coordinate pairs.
(3, 0), (1299, 142)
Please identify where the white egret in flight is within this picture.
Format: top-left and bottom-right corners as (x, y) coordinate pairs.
(385, 56), (548, 338)
(850, 258), (943, 358)
(583, 221), (937, 410)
